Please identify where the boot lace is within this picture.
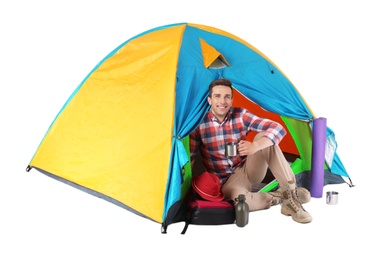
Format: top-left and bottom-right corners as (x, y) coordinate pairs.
(290, 188), (306, 212)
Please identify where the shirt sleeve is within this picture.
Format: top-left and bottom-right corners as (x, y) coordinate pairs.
(189, 129), (200, 166)
(242, 109), (286, 145)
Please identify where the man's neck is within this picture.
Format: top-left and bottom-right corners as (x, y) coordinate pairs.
(210, 111), (227, 124)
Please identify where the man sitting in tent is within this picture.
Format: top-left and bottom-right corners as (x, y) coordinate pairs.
(189, 78), (312, 223)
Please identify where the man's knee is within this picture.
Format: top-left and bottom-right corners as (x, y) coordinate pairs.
(253, 131), (266, 142)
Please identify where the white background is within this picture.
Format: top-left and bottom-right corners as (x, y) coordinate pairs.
(1, 1), (380, 259)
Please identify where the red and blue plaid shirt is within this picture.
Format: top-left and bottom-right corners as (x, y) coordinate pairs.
(190, 107), (286, 182)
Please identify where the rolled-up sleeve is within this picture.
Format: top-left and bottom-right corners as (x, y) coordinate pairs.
(243, 109), (286, 145)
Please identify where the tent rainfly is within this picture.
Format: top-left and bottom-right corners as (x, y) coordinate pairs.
(26, 22), (352, 232)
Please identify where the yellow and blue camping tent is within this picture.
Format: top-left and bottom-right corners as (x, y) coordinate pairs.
(26, 23), (350, 231)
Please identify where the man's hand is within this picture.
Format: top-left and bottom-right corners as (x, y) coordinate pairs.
(238, 136), (274, 156)
(237, 140), (256, 156)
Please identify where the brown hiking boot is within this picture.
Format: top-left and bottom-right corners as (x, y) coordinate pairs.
(269, 186), (311, 206)
(280, 181), (312, 223)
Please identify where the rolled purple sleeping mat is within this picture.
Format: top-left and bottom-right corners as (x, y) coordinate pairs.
(310, 117), (327, 198)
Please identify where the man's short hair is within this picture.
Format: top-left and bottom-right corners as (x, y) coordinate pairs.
(208, 78), (233, 97)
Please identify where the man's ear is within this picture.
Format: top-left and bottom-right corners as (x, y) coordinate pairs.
(207, 96), (212, 105)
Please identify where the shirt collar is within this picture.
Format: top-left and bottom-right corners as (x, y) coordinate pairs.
(207, 107), (234, 124)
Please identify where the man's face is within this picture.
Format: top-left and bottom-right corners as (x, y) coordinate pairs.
(208, 85), (233, 121)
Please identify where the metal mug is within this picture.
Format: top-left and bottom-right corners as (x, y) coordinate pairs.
(326, 191), (339, 205)
(225, 142), (238, 156)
